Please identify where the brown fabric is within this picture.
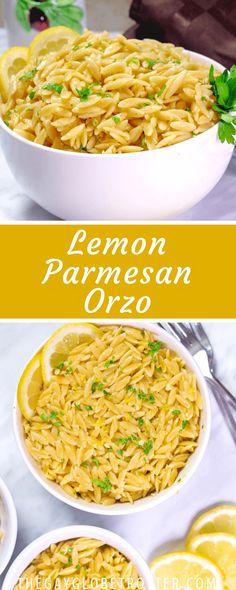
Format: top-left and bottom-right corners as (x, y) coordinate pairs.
(125, 0), (236, 68)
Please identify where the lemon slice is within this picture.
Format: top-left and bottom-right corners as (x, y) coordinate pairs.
(188, 505), (236, 541)
(0, 46), (29, 101)
(187, 533), (236, 590)
(150, 551), (223, 590)
(42, 323), (100, 384)
(17, 354), (43, 420)
(29, 26), (77, 61)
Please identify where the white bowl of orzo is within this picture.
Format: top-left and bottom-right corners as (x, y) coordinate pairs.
(2, 525), (155, 590)
(13, 321), (211, 516)
(0, 29), (234, 219)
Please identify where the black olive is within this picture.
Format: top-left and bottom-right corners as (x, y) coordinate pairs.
(29, 7), (49, 31)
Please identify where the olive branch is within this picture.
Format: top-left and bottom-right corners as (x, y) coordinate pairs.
(16, 0), (84, 33)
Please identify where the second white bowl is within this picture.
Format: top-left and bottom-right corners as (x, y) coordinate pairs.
(2, 525), (156, 590)
(0, 477), (17, 575)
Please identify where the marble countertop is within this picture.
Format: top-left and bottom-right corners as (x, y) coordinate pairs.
(0, 322), (236, 584)
(0, 28), (236, 221)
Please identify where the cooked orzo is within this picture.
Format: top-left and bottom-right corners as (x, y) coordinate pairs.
(13, 537), (142, 589)
(1, 30), (218, 153)
(23, 325), (202, 504)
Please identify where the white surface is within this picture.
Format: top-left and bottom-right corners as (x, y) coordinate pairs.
(0, 28), (235, 221)
(0, 322), (236, 585)
(0, 477), (17, 575)
(13, 322), (211, 516)
(3, 525), (155, 590)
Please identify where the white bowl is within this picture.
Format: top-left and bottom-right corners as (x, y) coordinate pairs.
(2, 524), (156, 590)
(0, 477), (17, 575)
(14, 321), (211, 516)
(0, 52), (234, 220)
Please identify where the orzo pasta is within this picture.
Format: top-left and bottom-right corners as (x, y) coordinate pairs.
(23, 325), (202, 505)
(1, 30), (218, 153)
(13, 537), (142, 589)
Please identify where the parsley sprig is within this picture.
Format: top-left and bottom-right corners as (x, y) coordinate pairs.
(209, 65), (236, 145)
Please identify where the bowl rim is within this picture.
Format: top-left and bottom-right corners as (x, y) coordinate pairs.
(2, 524), (156, 590)
(0, 476), (18, 575)
(0, 49), (224, 159)
(13, 320), (211, 516)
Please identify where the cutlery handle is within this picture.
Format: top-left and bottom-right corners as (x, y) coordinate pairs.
(209, 374), (236, 409)
(206, 377), (236, 445)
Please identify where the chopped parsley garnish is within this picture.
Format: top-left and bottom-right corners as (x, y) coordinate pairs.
(40, 413), (49, 422)
(42, 83), (63, 95)
(96, 91), (112, 98)
(137, 418), (145, 426)
(104, 357), (116, 369)
(147, 59), (158, 68)
(130, 57), (140, 65)
(92, 457), (100, 466)
(112, 116), (121, 124)
(81, 461), (89, 468)
(185, 106), (191, 112)
(65, 366), (73, 375)
(172, 409), (181, 416)
(92, 381), (105, 393)
(85, 42), (92, 48)
(75, 403), (81, 410)
(76, 86), (91, 101)
(180, 419), (189, 431)
(201, 96), (207, 101)
(4, 120), (10, 127)
(84, 405), (93, 412)
(50, 411), (58, 420)
(117, 449), (124, 457)
(141, 135), (146, 147)
(29, 90), (36, 100)
(93, 477), (112, 493)
(20, 68), (37, 81)
(56, 362), (65, 370)
(147, 340), (161, 359)
(209, 64), (236, 144)
(155, 366), (162, 373)
(76, 564), (81, 570)
(103, 390), (111, 396)
(127, 385), (137, 394)
(118, 436), (132, 446)
(157, 84), (167, 97)
(142, 441), (153, 455)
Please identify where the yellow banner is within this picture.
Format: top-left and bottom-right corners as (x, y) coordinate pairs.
(1, 223), (235, 319)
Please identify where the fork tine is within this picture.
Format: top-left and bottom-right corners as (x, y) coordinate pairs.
(161, 323), (181, 341)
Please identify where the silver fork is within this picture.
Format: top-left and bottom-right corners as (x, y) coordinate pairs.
(158, 322), (236, 445)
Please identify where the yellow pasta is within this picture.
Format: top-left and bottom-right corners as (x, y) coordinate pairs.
(14, 537), (142, 589)
(23, 326), (202, 505)
(1, 30), (218, 153)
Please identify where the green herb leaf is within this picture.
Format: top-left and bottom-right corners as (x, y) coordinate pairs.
(209, 65), (236, 144)
(84, 405), (93, 412)
(142, 440), (153, 455)
(20, 68), (37, 81)
(137, 418), (144, 426)
(147, 59), (158, 68)
(76, 86), (91, 101)
(157, 84), (166, 97)
(40, 413), (49, 422)
(104, 357), (116, 369)
(29, 90), (36, 100)
(112, 116), (121, 124)
(172, 410), (181, 416)
(147, 341), (161, 358)
(42, 83), (64, 95)
(180, 419), (189, 431)
(93, 477), (112, 493)
(92, 457), (100, 466)
(91, 382), (105, 393)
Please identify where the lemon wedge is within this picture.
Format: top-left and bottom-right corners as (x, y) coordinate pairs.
(187, 533), (236, 590)
(17, 354), (43, 420)
(188, 505), (236, 541)
(0, 46), (28, 101)
(150, 551), (223, 590)
(41, 323), (100, 384)
(29, 26), (77, 61)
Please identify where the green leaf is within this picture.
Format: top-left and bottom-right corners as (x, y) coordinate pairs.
(16, 1), (31, 32)
(209, 64), (236, 144)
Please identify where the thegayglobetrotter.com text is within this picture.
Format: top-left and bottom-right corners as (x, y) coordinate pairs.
(16, 576), (218, 589)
